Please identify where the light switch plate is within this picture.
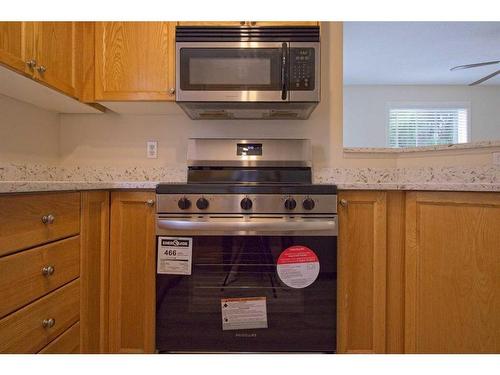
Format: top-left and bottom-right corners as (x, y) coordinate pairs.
(147, 141), (158, 159)
(493, 152), (500, 166)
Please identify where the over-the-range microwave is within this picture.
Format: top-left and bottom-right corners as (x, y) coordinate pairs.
(175, 26), (321, 120)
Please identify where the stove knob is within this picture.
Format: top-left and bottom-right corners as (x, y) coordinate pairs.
(284, 198), (297, 210)
(196, 197), (209, 210)
(240, 197), (253, 210)
(177, 197), (191, 210)
(302, 198), (315, 210)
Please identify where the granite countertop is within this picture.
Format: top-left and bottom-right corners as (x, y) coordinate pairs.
(344, 140), (500, 154)
(1, 164), (499, 193)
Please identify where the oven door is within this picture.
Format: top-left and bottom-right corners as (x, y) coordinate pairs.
(176, 42), (288, 102)
(155, 215), (337, 353)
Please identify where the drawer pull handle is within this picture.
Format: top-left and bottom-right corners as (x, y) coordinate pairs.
(42, 265), (55, 276)
(42, 318), (55, 329)
(146, 199), (155, 207)
(41, 214), (55, 224)
(339, 199), (348, 207)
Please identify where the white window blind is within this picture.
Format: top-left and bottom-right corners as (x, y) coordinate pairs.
(388, 108), (469, 148)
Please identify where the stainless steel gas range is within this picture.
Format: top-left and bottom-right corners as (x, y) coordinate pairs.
(155, 138), (337, 353)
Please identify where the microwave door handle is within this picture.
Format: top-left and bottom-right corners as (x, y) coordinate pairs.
(281, 42), (288, 100)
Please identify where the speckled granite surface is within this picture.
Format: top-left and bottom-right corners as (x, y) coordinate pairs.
(0, 163), (499, 193)
(344, 140), (500, 153)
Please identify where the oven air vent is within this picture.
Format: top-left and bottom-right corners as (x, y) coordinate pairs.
(176, 26), (320, 42)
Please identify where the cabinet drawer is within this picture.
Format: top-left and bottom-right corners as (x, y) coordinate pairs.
(0, 192), (80, 257)
(0, 279), (80, 353)
(0, 236), (80, 318)
(39, 322), (80, 354)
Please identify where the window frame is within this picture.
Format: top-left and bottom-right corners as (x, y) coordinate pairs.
(385, 101), (472, 148)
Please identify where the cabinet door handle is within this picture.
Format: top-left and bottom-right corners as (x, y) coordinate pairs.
(169, 88), (175, 95)
(41, 214), (55, 224)
(42, 318), (55, 329)
(146, 199), (155, 207)
(37, 65), (47, 74)
(26, 59), (37, 69)
(339, 199), (348, 207)
(42, 265), (55, 277)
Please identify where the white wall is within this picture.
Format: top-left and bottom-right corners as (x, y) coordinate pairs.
(0, 94), (60, 163)
(343, 85), (500, 148)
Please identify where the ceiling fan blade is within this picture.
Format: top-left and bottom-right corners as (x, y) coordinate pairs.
(469, 69), (500, 86)
(450, 60), (500, 71)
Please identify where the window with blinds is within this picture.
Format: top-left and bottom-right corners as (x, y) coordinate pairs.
(388, 107), (469, 148)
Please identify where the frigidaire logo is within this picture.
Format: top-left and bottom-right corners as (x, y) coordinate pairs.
(235, 333), (257, 338)
(162, 239), (189, 247)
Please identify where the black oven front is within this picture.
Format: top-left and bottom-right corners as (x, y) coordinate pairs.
(155, 214), (337, 353)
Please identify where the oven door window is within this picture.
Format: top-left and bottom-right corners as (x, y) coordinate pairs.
(156, 235), (336, 353)
(180, 48), (283, 91)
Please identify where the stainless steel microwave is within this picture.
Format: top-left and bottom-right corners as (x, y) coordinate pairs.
(175, 26), (321, 120)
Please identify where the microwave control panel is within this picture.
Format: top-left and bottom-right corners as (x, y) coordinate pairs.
(290, 48), (315, 91)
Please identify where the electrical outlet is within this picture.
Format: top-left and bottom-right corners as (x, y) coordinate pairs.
(147, 141), (158, 159)
(493, 152), (500, 166)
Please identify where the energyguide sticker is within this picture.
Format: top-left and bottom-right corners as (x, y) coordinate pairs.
(157, 236), (193, 275)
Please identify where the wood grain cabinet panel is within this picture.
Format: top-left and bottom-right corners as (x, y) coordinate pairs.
(0, 22), (34, 74)
(32, 22), (82, 98)
(338, 191), (387, 353)
(109, 191), (156, 353)
(0, 236), (80, 319)
(0, 192), (80, 257)
(95, 22), (176, 101)
(0, 279), (80, 353)
(80, 191), (110, 353)
(39, 322), (80, 354)
(405, 192), (500, 353)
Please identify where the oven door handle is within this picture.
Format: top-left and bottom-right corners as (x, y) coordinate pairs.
(157, 218), (336, 233)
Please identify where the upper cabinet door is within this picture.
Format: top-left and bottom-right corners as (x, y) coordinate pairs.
(0, 22), (34, 75)
(33, 22), (82, 98)
(95, 22), (175, 101)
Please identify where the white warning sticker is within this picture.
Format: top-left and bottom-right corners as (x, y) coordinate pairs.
(157, 236), (192, 275)
(221, 297), (268, 331)
(276, 245), (320, 289)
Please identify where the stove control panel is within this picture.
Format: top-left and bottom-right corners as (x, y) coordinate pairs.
(158, 194), (337, 214)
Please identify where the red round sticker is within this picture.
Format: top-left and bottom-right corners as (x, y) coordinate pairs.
(276, 246), (320, 289)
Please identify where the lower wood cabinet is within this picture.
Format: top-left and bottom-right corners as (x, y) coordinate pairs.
(405, 191), (500, 353)
(337, 191), (387, 353)
(337, 190), (405, 354)
(109, 191), (156, 353)
(80, 191), (110, 353)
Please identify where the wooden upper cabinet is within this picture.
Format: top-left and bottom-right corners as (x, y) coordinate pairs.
(109, 192), (156, 353)
(0, 22), (34, 74)
(405, 192), (500, 353)
(32, 22), (82, 98)
(338, 191), (388, 354)
(95, 22), (176, 101)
